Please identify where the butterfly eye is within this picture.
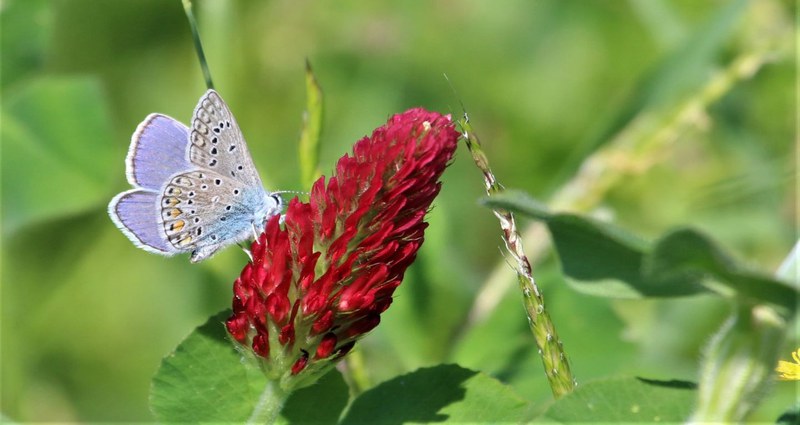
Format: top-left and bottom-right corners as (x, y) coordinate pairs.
(270, 194), (282, 206)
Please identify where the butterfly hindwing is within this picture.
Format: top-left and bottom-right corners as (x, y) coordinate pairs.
(109, 189), (179, 255)
(159, 169), (267, 261)
(188, 90), (263, 188)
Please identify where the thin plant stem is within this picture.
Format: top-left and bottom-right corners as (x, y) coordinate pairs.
(182, 0), (215, 90)
(459, 118), (576, 398)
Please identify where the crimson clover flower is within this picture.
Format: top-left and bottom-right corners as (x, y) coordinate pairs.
(226, 108), (459, 390)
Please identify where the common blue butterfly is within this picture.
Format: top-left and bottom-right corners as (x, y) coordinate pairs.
(108, 90), (283, 262)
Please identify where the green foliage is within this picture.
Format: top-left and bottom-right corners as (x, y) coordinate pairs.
(151, 311), (350, 424)
(484, 190), (798, 313)
(152, 313), (529, 424)
(298, 60), (324, 188)
(537, 377), (697, 422)
(2, 0), (794, 422)
(341, 365), (530, 424)
(150, 310), (269, 422)
(1, 77), (116, 233)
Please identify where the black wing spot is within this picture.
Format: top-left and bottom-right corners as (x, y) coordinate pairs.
(201, 184), (208, 190)
(214, 179), (222, 185)
(225, 205), (232, 211)
(229, 144), (236, 152)
(198, 173), (205, 178)
(226, 121), (231, 128)
(233, 189), (240, 195)
(187, 199), (194, 205)
(209, 159), (217, 167)
(220, 216), (227, 222)
(190, 210), (196, 214)
(211, 147), (218, 155)
(213, 128), (220, 134)
(194, 217), (200, 223)
(188, 191), (196, 198)
(211, 235), (218, 241)
(211, 137), (218, 144)
(230, 171), (236, 177)
(196, 228), (203, 236)
(237, 165), (243, 170)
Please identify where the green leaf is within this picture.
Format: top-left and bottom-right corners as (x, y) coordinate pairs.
(1, 77), (117, 235)
(298, 59), (324, 188)
(538, 377), (696, 422)
(279, 370), (349, 425)
(480, 189), (552, 220)
(339, 364), (530, 424)
(150, 310), (269, 423)
(150, 310), (349, 424)
(646, 229), (798, 312)
(483, 191), (798, 312)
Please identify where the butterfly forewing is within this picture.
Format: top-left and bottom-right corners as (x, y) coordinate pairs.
(189, 91), (263, 188)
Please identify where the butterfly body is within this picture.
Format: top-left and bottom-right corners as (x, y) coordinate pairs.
(109, 90), (282, 262)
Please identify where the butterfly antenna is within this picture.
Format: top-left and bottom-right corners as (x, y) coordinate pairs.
(273, 190), (310, 197)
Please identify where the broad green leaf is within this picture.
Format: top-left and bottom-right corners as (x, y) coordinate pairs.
(646, 229), (797, 312)
(151, 310), (349, 424)
(298, 59), (324, 188)
(150, 310), (269, 423)
(1, 77), (117, 235)
(339, 364), (530, 424)
(538, 376), (696, 422)
(279, 370), (349, 425)
(483, 191), (798, 311)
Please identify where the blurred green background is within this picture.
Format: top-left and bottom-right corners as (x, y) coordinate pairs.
(1, 0), (795, 421)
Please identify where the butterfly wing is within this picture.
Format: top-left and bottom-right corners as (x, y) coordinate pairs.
(109, 189), (181, 255)
(188, 90), (264, 188)
(109, 114), (191, 255)
(126, 114), (191, 190)
(159, 169), (273, 262)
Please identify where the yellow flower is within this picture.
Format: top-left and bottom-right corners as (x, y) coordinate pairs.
(776, 348), (800, 380)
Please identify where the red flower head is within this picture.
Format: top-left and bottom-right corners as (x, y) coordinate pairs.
(226, 108), (459, 389)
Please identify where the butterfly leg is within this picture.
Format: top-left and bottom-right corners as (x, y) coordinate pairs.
(238, 242), (253, 261)
(190, 245), (221, 263)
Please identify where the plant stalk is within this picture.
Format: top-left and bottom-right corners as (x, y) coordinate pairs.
(182, 0), (215, 90)
(459, 118), (576, 398)
(247, 380), (289, 425)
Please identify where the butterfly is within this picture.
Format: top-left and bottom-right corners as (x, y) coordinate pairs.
(108, 89), (283, 262)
